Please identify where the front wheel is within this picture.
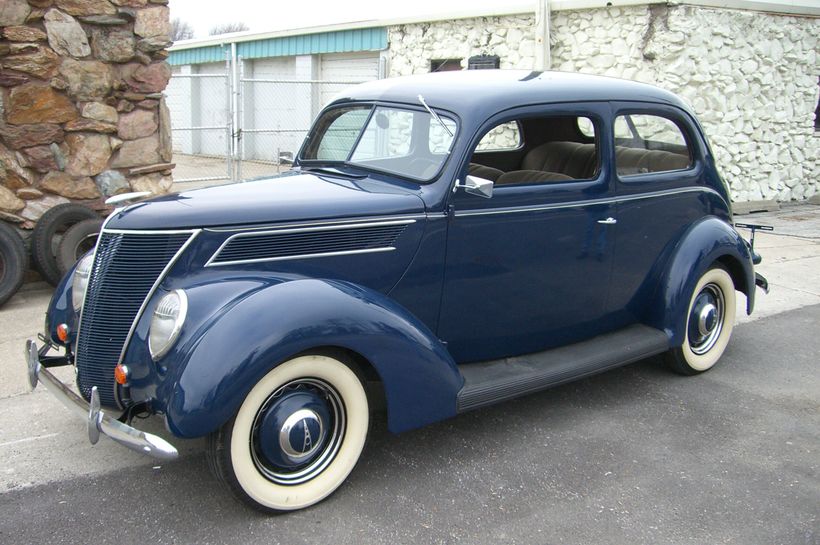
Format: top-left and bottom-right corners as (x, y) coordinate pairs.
(207, 354), (369, 512)
(665, 265), (736, 375)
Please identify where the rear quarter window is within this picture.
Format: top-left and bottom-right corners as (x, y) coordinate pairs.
(614, 114), (693, 176)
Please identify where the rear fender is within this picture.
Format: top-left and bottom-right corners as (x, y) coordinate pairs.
(644, 216), (754, 346)
(158, 278), (462, 437)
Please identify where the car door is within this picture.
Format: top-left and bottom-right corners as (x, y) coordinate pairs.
(437, 104), (618, 363)
(605, 104), (712, 323)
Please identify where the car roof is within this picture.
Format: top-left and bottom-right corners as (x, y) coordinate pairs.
(332, 70), (693, 120)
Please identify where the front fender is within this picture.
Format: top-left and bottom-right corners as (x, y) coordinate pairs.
(157, 278), (462, 437)
(644, 216), (754, 346)
(45, 262), (79, 346)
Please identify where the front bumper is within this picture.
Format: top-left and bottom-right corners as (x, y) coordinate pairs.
(25, 340), (178, 461)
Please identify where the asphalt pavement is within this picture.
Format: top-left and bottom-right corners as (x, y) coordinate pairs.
(0, 203), (818, 544)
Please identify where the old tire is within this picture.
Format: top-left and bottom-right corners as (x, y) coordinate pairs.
(0, 222), (27, 308)
(57, 218), (103, 274)
(665, 265), (736, 375)
(206, 354), (369, 512)
(32, 204), (98, 286)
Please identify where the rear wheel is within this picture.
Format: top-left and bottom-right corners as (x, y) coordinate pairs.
(207, 354), (369, 512)
(665, 265), (736, 375)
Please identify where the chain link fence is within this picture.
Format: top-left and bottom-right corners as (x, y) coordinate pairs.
(166, 63), (233, 188)
(166, 55), (370, 187)
(237, 78), (360, 180)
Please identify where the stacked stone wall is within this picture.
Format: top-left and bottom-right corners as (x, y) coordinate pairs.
(388, 6), (820, 202)
(0, 0), (174, 230)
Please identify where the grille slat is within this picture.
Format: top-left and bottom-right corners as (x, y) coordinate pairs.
(76, 231), (192, 406)
(212, 224), (407, 264)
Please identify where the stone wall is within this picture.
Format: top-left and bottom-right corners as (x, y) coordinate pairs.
(0, 0), (174, 229)
(387, 5), (820, 203)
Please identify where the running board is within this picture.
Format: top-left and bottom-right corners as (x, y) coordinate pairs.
(456, 325), (669, 413)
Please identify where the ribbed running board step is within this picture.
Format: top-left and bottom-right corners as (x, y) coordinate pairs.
(456, 325), (669, 413)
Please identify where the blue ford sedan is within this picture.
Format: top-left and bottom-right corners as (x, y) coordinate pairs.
(26, 70), (767, 512)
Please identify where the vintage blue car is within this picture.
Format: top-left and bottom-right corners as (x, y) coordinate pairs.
(26, 70), (768, 512)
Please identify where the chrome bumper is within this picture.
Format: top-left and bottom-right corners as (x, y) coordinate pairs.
(25, 340), (178, 461)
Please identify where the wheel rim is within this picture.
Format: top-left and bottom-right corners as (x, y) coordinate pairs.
(250, 378), (345, 486)
(688, 282), (725, 355)
(74, 233), (98, 260)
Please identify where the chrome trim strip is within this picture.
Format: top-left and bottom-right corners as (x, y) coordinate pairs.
(454, 186), (722, 217)
(205, 219), (415, 267)
(117, 229), (201, 369)
(102, 228), (204, 235)
(204, 214), (426, 234)
(26, 340), (178, 460)
(207, 246), (396, 267)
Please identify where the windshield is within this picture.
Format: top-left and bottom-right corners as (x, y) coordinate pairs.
(299, 104), (457, 182)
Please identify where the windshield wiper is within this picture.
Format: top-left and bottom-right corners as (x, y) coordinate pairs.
(418, 94), (453, 138)
(300, 165), (367, 179)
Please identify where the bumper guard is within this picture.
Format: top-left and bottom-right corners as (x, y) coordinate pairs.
(25, 340), (178, 461)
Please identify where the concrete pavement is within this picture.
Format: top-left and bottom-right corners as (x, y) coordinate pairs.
(0, 202), (818, 502)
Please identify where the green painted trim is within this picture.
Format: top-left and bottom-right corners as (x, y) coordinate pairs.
(169, 27), (387, 66)
(169, 44), (228, 66)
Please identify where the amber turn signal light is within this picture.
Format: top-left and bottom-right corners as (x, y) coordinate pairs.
(56, 323), (69, 343)
(114, 364), (130, 385)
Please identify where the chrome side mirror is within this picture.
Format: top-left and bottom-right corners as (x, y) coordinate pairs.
(454, 175), (494, 199)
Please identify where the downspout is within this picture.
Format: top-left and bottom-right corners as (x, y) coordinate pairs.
(231, 41), (239, 181)
(534, 0), (551, 70)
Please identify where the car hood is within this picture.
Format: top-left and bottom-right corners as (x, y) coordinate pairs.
(105, 171), (426, 230)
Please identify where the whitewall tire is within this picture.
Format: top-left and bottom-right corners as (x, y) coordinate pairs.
(207, 354), (369, 512)
(665, 265), (736, 375)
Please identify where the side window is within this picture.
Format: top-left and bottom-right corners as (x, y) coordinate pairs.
(614, 113), (692, 176)
(475, 121), (522, 152)
(577, 117), (595, 138)
(468, 115), (600, 187)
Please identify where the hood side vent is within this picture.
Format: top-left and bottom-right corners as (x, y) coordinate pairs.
(208, 221), (412, 266)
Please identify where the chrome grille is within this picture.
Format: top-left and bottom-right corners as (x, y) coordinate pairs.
(210, 223), (408, 265)
(76, 230), (193, 407)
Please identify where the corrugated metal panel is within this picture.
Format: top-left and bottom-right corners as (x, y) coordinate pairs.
(170, 28), (386, 66)
(169, 44), (228, 66)
(238, 28), (386, 59)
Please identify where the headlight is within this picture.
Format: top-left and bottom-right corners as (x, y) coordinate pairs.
(149, 289), (188, 361)
(71, 254), (94, 313)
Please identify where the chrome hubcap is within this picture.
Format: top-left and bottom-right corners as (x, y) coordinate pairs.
(697, 303), (717, 337)
(689, 283), (725, 355)
(251, 378), (344, 486)
(278, 408), (324, 462)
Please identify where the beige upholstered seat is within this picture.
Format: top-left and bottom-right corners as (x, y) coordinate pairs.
(496, 170), (573, 185)
(468, 163), (504, 181)
(521, 142), (598, 179)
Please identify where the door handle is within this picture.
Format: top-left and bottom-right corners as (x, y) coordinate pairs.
(597, 217), (617, 225)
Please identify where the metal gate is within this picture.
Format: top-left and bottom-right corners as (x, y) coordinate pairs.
(166, 52), (375, 187)
(166, 54), (233, 187)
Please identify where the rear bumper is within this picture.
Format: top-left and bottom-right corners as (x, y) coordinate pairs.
(25, 340), (178, 461)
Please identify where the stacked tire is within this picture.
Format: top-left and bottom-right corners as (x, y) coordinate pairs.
(0, 222), (27, 308)
(31, 204), (101, 286)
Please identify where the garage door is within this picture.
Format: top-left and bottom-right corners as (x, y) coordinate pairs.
(319, 52), (380, 107)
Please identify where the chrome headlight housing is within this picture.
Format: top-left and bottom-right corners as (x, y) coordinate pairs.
(71, 254), (94, 313)
(148, 289), (188, 361)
